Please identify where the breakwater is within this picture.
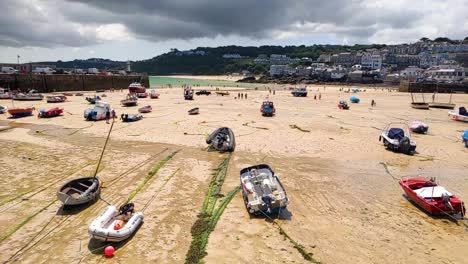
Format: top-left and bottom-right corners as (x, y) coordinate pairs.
(0, 74), (149, 92)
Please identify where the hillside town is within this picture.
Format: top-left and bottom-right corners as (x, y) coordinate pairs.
(235, 39), (468, 85)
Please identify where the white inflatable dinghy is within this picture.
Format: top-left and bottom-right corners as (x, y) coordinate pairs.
(88, 203), (143, 242)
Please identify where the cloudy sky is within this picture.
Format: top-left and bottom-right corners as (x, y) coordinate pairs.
(0, 0), (467, 63)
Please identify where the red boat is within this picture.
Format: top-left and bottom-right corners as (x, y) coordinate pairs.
(38, 107), (63, 118)
(8, 107), (34, 118)
(47, 95), (67, 103)
(128, 82), (146, 94)
(63, 92), (73, 96)
(399, 177), (465, 217)
(150, 90), (160, 99)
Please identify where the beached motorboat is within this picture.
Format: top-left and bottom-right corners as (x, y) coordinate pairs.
(206, 127), (235, 152)
(215, 91), (229, 96)
(261, 101), (275, 116)
(138, 105), (152, 113)
(240, 164), (289, 215)
(128, 82), (146, 94)
(409, 120), (428, 134)
(47, 95), (67, 103)
(63, 92), (74, 96)
(188, 107), (199, 115)
(399, 177), (465, 217)
(195, 90), (211, 96)
(57, 177), (101, 206)
(291, 87), (308, 97)
(13, 91), (44, 101)
(136, 92), (148, 98)
(8, 107), (34, 118)
(88, 203), (144, 242)
(121, 113), (143, 122)
(75, 93), (84, 96)
(38, 107), (63, 118)
(0, 91), (12, 99)
(0, 105), (7, 114)
(338, 100), (349, 110)
(86, 96), (101, 104)
(350, 96), (360, 103)
(462, 130), (468, 148)
(448, 107), (468, 122)
(184, 86), (194, 100)
(84, 101), (114, 121)
(150, 90), (160, 99)
(411, 102), (430, 109)
(379, 124), (416, 155)
(121, 95), (138, 107)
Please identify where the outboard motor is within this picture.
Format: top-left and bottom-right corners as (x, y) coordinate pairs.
(262, 195), (272, 214)
(399, 136), (412, 154)
(119, 202), (135, 215)
(441, 193), (454, 212)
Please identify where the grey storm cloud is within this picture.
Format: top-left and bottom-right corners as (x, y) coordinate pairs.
(0, 0), (466, 48)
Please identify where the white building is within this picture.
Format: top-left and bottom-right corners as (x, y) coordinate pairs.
(361, 54), (382, 70)
(32, 67), (55, 74)
(426, 65), (466, 82)
(222, 54), (242, 59)
(269, 65), (295, 76)
(270, 54), (291, 65)
(400, 66), (424, 81)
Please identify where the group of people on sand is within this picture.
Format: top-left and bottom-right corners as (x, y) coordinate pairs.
(237, 92), (248, 99)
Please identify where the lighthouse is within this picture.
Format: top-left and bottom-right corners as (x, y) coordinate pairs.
(126, 60), (131, 72)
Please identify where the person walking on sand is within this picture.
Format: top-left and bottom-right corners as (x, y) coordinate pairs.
(245, 93), (247, 99)
(314, 94), (317, 100)
(319, 93), (321, 100)
(238, 92), (240, 98)
(105, 107), (111, 124)
(371, 99), (376, 107)
(111, 109), (116, 121)
(273, 90), (275, 95)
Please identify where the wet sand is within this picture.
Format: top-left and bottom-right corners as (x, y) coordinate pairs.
(0, 84), (467, 263)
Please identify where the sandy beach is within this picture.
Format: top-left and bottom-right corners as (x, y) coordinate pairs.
(0, 84), (467, 263)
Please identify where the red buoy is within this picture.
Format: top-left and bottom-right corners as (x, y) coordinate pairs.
(104, 246), (115, 257)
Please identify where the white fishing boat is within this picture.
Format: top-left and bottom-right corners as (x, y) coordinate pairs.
(448, 107), (468, 122)
(379, 123), (416, 155)
(240, 164), (289, 215)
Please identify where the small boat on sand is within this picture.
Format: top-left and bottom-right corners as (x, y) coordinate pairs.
(138, 105), (152, 113)
(350, 96), (360, 103)
(206, 127), (235, 152)
(150, 90), (160, 99)
(411, 102), (430, 109)
(215, 91), (229, 96)
(0, 105), (7, 114)
(448, 107), (468, 122)
(409, 120), (428, 134)
(63, 92), (73, 96)
(240, 164), (289, 215)
(0, 93), (12, 99)
(121, 95), (138, 107)
(136, 92), (148, 98)
(462, 130), (468, 148)
(86, 96), (101, 104)
(399, 177), (465, 217)
(128, 82), (146, 94)
(57, 177), (101, 206)
(379, 124), (416, 155)
(188, 107), (199, 115)
(261, 101), (275, 116)
(291, 87), (307, 97)
(84, 101), (114, 121)
(88, 203), (143, 242)
(75, 93), (84, 96)
(121, 113), (143, 122)
(47, 95), (67, 103)
(38, 107), (63, 118)
(13, 91), (44, 101)
(8, 107), (34, 118)
(338, 100), (349, 110)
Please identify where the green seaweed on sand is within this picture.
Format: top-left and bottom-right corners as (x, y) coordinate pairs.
(277, 223), (320, 263)
(125, 150), (179, 204)
(0, 199), (57, 243)
(186, 155), (239, 264)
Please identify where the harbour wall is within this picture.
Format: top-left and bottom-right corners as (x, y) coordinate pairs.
(399, 80), (468, 93)
(0, 74), (149, 92)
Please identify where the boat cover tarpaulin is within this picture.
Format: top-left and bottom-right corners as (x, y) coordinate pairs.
(388, 128), (405, 140)
(414, 186), (453, 198)
(463, 130), (468, 140)
(460, 107), (468, 116)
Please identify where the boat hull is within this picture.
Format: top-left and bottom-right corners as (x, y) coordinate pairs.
(206, 127), (235, 152)
(88, 206), (144, 242)
(8, 108), (34, 118)
(411, 103), (429, 109)
(57, 177), (101, 206)
(448, 111), (468, 122)
(429, 103), (455, 109)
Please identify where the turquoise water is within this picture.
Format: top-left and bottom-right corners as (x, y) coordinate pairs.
(149, 76), (271, 89)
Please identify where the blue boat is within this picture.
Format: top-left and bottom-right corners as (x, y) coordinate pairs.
(462, 130), (468, 148)
(261, 101), (275, 116)
(350, 96), (360, 103)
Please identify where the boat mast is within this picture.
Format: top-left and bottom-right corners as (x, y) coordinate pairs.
(93, 119), (115, 178)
